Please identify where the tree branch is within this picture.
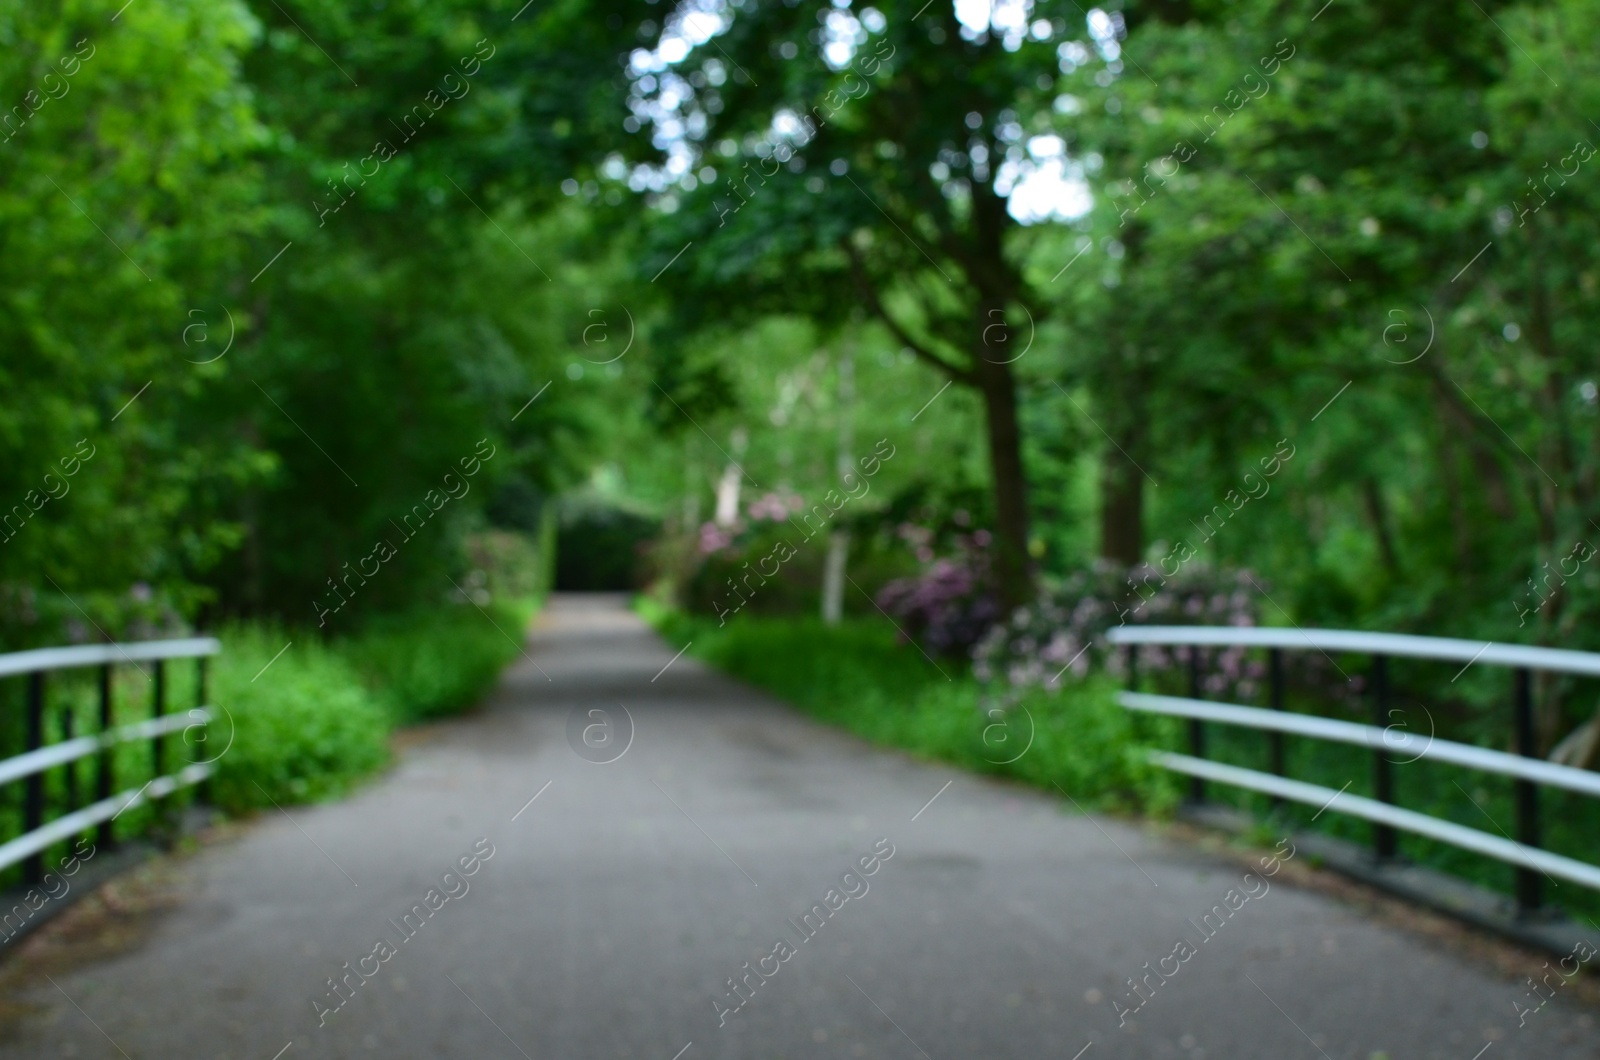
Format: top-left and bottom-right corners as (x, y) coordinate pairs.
(842, 239), (975, 386)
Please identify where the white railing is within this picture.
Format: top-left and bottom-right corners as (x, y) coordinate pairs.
(1105, 625), (1597, 913)
(0, 637), (219, 881)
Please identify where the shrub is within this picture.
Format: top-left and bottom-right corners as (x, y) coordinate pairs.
(340, 599), (533, 723)
(555, 496), (659, 590)
(210, 624), (390, 812)
(974, 561), (1265, 701)
(683, 522), (825, 619)
(208, 598), (535, 810)
(875, 531), (999, 656)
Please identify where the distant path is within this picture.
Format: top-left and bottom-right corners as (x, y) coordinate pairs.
(1, 593), (1593, 1058)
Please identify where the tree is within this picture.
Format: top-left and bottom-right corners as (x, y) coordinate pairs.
(620, 0), (1102, 606)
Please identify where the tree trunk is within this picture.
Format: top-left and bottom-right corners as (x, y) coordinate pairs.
(713, 463), (741, 526)
(713, 427), (749, 527)
(1098, 448), (1144, 565)
(821, 530), (849, 623)
(1362, 477), (1400, 576)
(976, 362), (1031, 609)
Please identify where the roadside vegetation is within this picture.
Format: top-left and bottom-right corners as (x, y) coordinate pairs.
(209, 595), (540, 814)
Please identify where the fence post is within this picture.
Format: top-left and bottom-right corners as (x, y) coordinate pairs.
(195, 655), (211, 805)
(1371, 655), (1397, 861)
(1268, 647), (1285, 811)
(98, 663), (114, 848)
(23, 672), (46, 885)
(1512, 667), (1542, 916)
(152, 658), (166, 779)
(61, 704), (77, 810)
(1188, 645), (1205, 803)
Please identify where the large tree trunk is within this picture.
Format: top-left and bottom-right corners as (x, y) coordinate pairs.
(1099, 450), (1144, 565)
(976, 360), (1031, 610)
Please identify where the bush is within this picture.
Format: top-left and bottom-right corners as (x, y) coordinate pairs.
(875, 531), (1000, 657)
(207, 597), (537, 811)
(340, 599), (534, 723)
(210, 625), (391, 813)
(974, 561), (1265, 702)
(683, 522), (826, 619)
(555, 496), (659, 590)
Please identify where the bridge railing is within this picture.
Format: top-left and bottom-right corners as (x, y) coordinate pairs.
(0, 638), (219, 884)
(1104, 625), (1600, 917)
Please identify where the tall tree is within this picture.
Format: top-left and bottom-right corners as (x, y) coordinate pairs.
(622, 0), (1100, 606)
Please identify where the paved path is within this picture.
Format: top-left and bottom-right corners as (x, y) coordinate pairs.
(2, 594), (1595, 1058)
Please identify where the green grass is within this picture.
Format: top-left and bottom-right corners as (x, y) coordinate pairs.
(339, 598), (539, 724)
(209, 597), (540, 811)
(638, 598), (1183, 815)
(209, 624), (392, 813)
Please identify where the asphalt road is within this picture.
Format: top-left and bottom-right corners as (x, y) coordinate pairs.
(2, 593), (1595, 1059)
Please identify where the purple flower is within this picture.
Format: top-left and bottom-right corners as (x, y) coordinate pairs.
(971, 561), (1270, 700)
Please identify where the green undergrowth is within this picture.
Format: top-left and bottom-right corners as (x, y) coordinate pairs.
(638, 598), (1182, 815)
(208, 597), (540, 813)
(209, 624), (393, 813)
(339, 599), (539, 725)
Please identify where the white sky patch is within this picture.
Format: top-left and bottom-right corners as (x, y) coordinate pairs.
(956, 0), (1036, 49)
(822, 7), (865, 68)
(1086, 7), (1121, 61)
(954, 0), (991, 34)
(998, 133), (1091, 222)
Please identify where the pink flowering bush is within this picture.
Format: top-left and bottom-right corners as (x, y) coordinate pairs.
(696, 490), (807, 556)
(875, 530), (1001, 657)
(973, 561), (1266, 702)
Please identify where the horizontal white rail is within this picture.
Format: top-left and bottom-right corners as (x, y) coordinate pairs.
(1105, 625), (1600, 678)
(0, 637), (219, 679)
(0, 709), (212, 788)
(0, 764), (212, 874)
(1121, 693), (1600, 799)
(1150, 752), (1600, 891)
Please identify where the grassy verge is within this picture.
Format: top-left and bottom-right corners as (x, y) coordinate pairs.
(208, 624), (393, 813)
(638, 598), (1183, 815)
(209, 597), (539, 813)
(338, 598), (541, 725)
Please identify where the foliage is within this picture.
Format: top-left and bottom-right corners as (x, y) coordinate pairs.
(338, 597), (536, 724)
(0, 0), (645, 644)
(555, 496), (661, 591)
(209, 624), (391, 813)
(625, 0), (1103, 604)
(465, 529), (555, 603)
(974, 562), (1265, 702)
(875, 531), (1000, 657)
(207, 592), (538, 810)
(0, 0), (268, 646)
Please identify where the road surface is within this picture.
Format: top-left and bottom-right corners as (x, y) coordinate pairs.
(1, 593), (1594, 1058)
